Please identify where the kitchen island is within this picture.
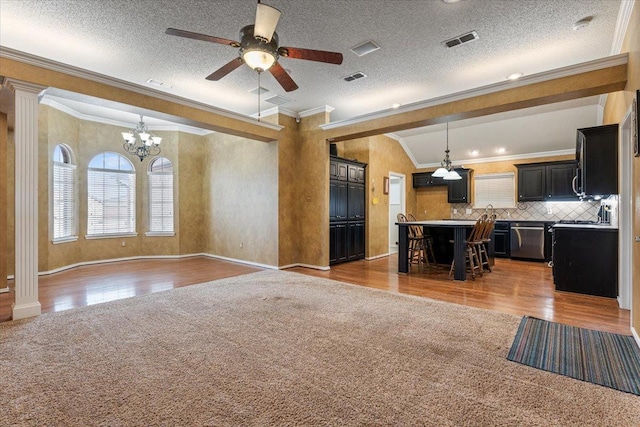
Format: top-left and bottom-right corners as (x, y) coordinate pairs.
(397, 220), (477, 281)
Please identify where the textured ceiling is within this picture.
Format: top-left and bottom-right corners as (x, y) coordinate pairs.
(0, 0), (626, 164)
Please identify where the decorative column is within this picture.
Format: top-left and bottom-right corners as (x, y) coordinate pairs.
(0, 112), (8, 294)
(9, 80), (44, 320)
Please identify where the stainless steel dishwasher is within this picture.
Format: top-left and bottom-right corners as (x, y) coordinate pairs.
(510, 222), (545, 260)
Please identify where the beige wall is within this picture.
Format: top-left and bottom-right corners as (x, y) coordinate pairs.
(205, 132), (279, 267)
(603, 3), (640, 335)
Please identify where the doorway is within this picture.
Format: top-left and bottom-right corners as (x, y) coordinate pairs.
(388, 173), (405, 254)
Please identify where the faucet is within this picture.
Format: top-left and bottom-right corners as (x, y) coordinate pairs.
(485, 204), (494, 218)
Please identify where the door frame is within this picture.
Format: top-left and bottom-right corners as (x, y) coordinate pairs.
(618, 107), (634, 311)
(388, 172), (406, 254)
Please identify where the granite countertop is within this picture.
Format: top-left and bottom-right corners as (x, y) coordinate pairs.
(552, 223), (618, 230)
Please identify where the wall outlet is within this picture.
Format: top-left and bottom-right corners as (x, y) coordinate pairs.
(240, 242), (243, 249)
(121, 241), (126, 247)
(465, 208), (472, 214)
(453, 209), (458, 214)
(547, 207), (553, 215)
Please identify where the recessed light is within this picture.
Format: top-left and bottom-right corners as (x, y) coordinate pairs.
(496, 147), (506, 154)
(470, 150), (479, 156)
(391, 103), (401, 109)
(442, 0), (462, 3)
(146, 78), (171, 88)
(573, 16), (592, 31)
(507, 73), (523, 81)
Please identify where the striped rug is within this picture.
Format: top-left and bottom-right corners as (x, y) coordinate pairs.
(507, 316), (640, 395)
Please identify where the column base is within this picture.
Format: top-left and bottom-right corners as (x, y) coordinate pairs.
(12, 301), (41, 320)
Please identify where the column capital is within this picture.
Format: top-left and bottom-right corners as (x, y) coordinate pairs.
(3, 78), (46, 95)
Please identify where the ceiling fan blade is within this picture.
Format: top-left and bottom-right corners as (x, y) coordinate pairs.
(269, 62), (299, 92)
(278, 47), (343, 65)
(206, 58), (244, 81)
(165, 28), (240, 47)
(254, 2), (281, 43)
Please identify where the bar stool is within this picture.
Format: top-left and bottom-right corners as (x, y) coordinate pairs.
(398, 213), (428, 270)
(474, 214), (495, 273)
(407, 213), (436, 265)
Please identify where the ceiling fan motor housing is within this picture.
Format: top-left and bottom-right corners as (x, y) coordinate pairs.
(239, 25), (280, 71)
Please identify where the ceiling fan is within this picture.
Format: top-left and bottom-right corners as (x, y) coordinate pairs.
(165, 0), (343, 92)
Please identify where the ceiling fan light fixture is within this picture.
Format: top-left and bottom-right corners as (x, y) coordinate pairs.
(243, 49), (276, 71)
(254, 2), (281, 42)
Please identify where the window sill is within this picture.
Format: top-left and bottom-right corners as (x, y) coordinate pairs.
(52, 236), (79, 245)
(85, 233), (138, 240)
(145, 232), (176, 237)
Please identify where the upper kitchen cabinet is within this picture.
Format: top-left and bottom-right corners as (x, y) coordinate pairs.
(575, 124), (618, 199)
(412, 172), (446, 188)
(516, 164), (546, 201)
(516, 161), (579, 202)
(330, 158), (348, 181)
(447, 168), (472, 203)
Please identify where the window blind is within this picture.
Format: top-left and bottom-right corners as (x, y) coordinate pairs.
(148, 172), (174, 233)
(87, 169), (136, 235)
(52, 162), (76, 239)
(473, 173), (515, 209)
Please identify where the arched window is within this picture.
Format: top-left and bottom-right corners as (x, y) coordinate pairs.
(87, 152), (136, 236)
(52, 144), (77, 241)
(147, 157), (174, 235)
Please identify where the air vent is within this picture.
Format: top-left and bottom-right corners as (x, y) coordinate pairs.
(343, 71), (368, 82)
(350, 40), (380, 57)
(249, 86), (269, 95)
(442, 30), (479, 48)
(265, 95), (290, 105)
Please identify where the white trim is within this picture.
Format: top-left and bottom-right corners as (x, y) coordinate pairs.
(365, 253), (390, 261)
(11, 301), (41, 320)
(279, 263), (331, 271)
(85, 233), (138, 240)
(414, 149), (576, 169)
(0, 47), (283, 132)
(299, 105), (335, 118)
(386, 133), (419, 168)
(618, 107), (633, 311)
(632, 327), (640, 350)
(610, 0), (635, 56)
(320, 54), (629, 131)
(199, 253), (279, 270)
(40, 97), (214, 136)
(52, 236), (79, 244)
(144, 232), (176, 237)
(250, 106), (298, 119)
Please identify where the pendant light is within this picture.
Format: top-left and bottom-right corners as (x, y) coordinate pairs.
(432, 122), (461, 180)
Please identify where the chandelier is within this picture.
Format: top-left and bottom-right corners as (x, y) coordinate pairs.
(121, 115), (161, 161)
(431, 122), (461, 180)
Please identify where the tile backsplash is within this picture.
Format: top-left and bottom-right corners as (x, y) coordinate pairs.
(450, 200), (601, 222)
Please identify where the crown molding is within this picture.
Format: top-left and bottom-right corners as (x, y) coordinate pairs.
(40, 97), (214, 135)
(299, 105), (335, 118)
(320, 53), (629, 131)
(0, 47), (282, 132)
(385, 133), (419, 168)
(414, 149), (576, 169)
(250, 106), (298, 119)
(610, 0), (635, 55)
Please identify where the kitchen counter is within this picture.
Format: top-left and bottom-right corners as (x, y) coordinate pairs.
(552, 223), (618, 230)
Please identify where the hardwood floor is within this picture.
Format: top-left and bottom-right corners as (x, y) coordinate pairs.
(0, 255), (630, 335)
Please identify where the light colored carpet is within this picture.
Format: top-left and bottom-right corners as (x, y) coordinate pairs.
(1, 270), (639, 426)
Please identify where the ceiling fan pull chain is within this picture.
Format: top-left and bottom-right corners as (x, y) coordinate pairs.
(258, 71), (261, 122)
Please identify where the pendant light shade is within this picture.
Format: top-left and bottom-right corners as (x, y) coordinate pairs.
(432, 167), (448, 178)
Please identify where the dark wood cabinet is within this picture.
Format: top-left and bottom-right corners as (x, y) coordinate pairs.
(412, 172), (445, 188)
(329, 223), (348, 264)
(576, 124), (618, 198)
(552, 226), (618, 298)
(493, 222), (510, 258)
(447, 168), (471, 203)
(330, 156), (366, 265)
(516, 161), (579, 202)
(546, 161), (579, 200)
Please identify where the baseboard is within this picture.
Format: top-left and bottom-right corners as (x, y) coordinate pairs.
(34, 253), (278, 276)
(201, 253), (279, 270)
(632, 326), (640, 349)
(365, 253), (390, 261)
(279, 263), (330, 271)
